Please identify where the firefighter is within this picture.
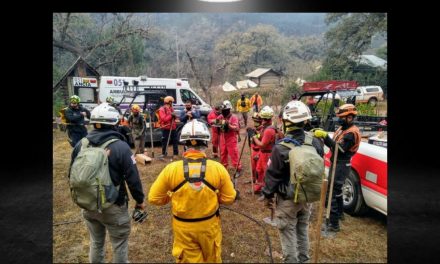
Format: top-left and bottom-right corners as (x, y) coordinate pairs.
(207, 104), (222, 158)
(313, 103), (361, 234)
(148, 119), (236, 263)
(158, 96), (179, 159)
(236, 93), (251, 127)
(246, 112), (263, 184)
(249, 92), (263, 113)
(262, 100), (324, 263)
(216, 100), (242, 177)
(128, 104), (146, 154)
(106, 96), (122, 115)
(251, 106), (277, 194)
(180, 99), (201, 124)
(65, 95), (91, 147)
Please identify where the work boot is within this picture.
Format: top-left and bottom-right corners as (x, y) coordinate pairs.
(340, 213), (345, 221)
(321, 222), (340, 232)
(257, 195), (265, 202)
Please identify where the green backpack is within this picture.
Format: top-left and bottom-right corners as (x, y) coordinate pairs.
(69, 138), (120, 212)
(279, 133), (324, 203)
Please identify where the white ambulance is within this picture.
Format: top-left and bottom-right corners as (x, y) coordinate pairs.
(98, 76), (212, 117)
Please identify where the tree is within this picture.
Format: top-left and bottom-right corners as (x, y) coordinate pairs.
(53, 13), (151, 77)
(309, 13), (388, 94)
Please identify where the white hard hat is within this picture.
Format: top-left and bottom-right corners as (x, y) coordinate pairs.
(90, 103), (120, 125)
(179, 120), (211, 144)
(222, 100), (232, 110)
(259, 106), (274, 119)
(282, 100), (312, 123)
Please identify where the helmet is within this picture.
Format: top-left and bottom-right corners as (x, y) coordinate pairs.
(179, 119), (211, 145)
(336, 104), (358, 117)
(259, 106), (274, 119)
(106, 96), (114, 103)
(282, 101), (312, 123)
(164, 96), (175, 104)
(251, 112), (262, 121)
(90, 103), (120, 125)
(131, 104), (141, 113)
(222, 100), (232, 110)
(70, 95), (80, 104)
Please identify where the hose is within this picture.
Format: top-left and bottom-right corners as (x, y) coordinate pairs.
(220, 205), (274, 263)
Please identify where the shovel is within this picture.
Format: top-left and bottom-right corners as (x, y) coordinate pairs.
(322, 142), (340, 238)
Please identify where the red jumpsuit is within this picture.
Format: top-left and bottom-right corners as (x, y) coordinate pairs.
(254, 126), (277, 192)
(207, 110), (221, 157)
(250, 126), (263, 182)
(216, 114), (241, 171)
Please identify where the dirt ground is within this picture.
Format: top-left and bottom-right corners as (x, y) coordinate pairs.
(53, 128), (387, 263)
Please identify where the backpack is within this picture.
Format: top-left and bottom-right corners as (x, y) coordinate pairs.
(240, 100), (246, 107)
(69, 138), (120, 212)
(59, 107), (68, 124)
(279, 133), (324, 203)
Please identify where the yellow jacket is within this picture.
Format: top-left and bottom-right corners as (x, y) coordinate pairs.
(236, 98), (251, 112)
(148, 150), (236, 219)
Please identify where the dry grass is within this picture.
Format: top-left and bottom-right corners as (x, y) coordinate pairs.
(53, 129), (386, 263)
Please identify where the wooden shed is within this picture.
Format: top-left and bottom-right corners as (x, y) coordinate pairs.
(245, 68), (282, 88)
(53, 57), (100, 105)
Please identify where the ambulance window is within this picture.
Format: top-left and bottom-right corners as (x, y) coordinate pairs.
(181, 89), (200, 105)
(166, 89), (176, 101)
(78, 87), (95, 103)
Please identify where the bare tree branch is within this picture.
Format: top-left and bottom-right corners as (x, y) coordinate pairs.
(186, 50), (209, 98)
(53, 39), (84, 57)
(60, 13), (71, 43)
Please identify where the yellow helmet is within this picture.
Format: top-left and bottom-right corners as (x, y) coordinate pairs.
(131, 104), (141, 113)
(336, 104), (358, 117)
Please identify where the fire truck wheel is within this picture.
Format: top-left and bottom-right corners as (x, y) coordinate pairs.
(343, 169), (370, 216)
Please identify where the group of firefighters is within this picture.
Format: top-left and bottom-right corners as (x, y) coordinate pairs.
(63, 91), (361, 263)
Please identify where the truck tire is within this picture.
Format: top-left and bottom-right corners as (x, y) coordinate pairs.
(343, 169), (370, 216)
(368, 97), (378, 107)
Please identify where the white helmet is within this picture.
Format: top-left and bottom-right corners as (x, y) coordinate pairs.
(259, 106), (274, 119)
(222, 100), (232, 110)
(179, 119), (211, 144)
(282, 100), (312, 123)
(90, 103), (120, 125)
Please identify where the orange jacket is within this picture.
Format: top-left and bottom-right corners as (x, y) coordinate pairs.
(250, 94), (263, 108)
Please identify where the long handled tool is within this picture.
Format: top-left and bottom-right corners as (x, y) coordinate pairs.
(248, 135), (255, 197)
(232, 132), (248, 200)
(164, 117), (175, 157)
(313, 176), (329, 263)
(149, 109), (154, 158)
(324, 142), (340, 235)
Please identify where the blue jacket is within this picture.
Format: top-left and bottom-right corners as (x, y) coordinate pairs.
(179, 107), (201, 124)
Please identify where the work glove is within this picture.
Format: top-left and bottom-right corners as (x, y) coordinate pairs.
(253, 154), (259, 161)
(247, 127), (256, 138)
(253, 133), (261, 140)
(171, 112), (176, 118)
(132, 204), (148, 224)
(263, 197), (274, 209)
(312, 128), (328, 138)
